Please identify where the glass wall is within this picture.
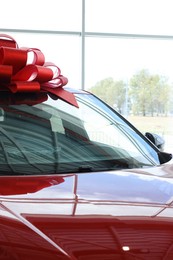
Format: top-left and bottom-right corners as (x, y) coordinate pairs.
(0, 0), (173, 152)
(85, 37), (173, 87)
(2, 0), (173, 88)
(1, 0), (82, 31)
(86, 0), (173, 35)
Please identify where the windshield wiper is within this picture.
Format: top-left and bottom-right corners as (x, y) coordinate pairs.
(78, 165), (93, 172)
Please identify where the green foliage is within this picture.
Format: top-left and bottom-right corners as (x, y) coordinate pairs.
(89, 70), (172, 116)
(129, 69), (171, 116)
(89, 77), (126, 113)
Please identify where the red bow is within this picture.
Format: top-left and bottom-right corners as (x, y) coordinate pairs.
(0, 34), (78, 107)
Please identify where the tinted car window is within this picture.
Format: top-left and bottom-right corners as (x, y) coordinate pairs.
(0, 91), (162, 176)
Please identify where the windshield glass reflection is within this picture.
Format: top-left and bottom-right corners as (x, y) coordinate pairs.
(0, 94), (160, 175)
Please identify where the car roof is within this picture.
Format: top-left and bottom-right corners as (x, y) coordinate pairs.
(64, 87), (89, 94)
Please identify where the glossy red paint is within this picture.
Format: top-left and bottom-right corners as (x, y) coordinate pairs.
(1, 163), (173, 259)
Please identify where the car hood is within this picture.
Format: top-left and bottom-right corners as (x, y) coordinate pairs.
(1, 162), (173, 259)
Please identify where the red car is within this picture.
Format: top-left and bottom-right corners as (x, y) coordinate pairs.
(0, 33), (173, 259)
(0, 86), (173, 260)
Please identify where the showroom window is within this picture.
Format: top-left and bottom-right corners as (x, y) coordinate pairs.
(0, 0), (173, 152)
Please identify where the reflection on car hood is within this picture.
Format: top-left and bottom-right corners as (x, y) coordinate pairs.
(1, 163), (173, 259)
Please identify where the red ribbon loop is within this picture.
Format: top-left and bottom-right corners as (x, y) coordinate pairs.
(0, 65), (12, 84)
(22, 48), (45, 65)
(0, 47), (27, 74)
(9, 81), (40, 93)
(0, 34), (78, 107)
(0, 34), (18, 48)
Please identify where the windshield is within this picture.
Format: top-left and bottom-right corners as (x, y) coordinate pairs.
(0, 92), (161, 175)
